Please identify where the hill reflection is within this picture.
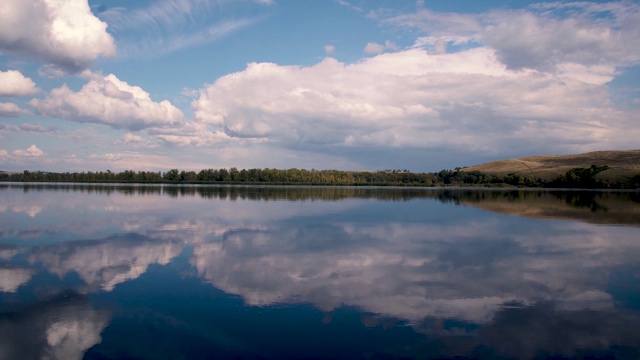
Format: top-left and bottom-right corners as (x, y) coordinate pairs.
(3, 183), (639, 225)
(1, 184), (639, 358)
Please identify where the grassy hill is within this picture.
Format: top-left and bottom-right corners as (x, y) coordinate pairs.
(461, 150), (640, 184)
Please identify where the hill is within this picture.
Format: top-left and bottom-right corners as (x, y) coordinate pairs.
(461, 150), (640, 184)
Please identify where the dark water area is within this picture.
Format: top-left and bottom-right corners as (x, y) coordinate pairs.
(1, 183), (639, 359)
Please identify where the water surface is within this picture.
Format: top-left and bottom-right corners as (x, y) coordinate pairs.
(1, 184), (639, 359)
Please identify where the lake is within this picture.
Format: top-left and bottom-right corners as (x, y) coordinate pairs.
(1, 184), (639, 359)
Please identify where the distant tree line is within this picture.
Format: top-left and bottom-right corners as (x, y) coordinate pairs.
(1, 165), (638, 188)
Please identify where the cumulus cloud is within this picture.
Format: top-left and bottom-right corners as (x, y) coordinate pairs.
(0, 70), (38, 96)
(0, 102), (28, 117)
(0, 0), (116, 72)
(363, 40), (397, 54)
(363, 42), (384, 54)
(122, 133), (144, 144)
(482, 10), (635, 72)
(180, 87), (198, 98)
(387, 8), (480, 39)
(38, 64), (70, 79)
(84, 150), (214, 171)
(189, 1), (640, 165)
(118, 133), (159, 149)
(193, 47), (631, 157)
(386, 1), (640, 72)
(30, 74), (185, 131)
(148, 122), (234, 147)
(13, 145), (45, 157)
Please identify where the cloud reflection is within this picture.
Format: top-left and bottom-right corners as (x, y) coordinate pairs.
(0, 294), (111, 360)
(2, 185), (640, 358)
(0, 267), (34, 292)
(480, 301), (640, 359)
(189, 219), (637, 326)
(28, 233), (183, 292)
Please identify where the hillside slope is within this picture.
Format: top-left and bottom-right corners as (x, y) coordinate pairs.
(462, 150), (640, 183)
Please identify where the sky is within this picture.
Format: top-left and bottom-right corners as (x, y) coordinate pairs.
(1, 0), (639, 172)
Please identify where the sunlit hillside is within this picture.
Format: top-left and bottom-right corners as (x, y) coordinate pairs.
(462, 150), (640, 183)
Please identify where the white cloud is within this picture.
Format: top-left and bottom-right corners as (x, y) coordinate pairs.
(124, 18), (259, 58)
(481, 10), (636, 71)
(386, 1), (640, 72)
(324, 44), (336, 54)
(384, 40), (398, 50)
(86, 151), (214, 171)
(88, 153), (124, 162)
(122, 133), (144, 144)
(12, 144), (45, 157)
(193, 47), (632, 157)
(38, 64), (70, 79)
(364, 42), (385, 54)
(412, 35), (476, 54)
(0, 70), (38, 96)
(363, 41), (396, 55)
(387, 8), (480, 37)
(0, 102), (29, 117)
(19, 122), (49, 133)
(30, 74), (185, 131)
(0, 0), (116, 72)
(336, 0), (363, 12)
(148, 122), (234, 147)
(181, 87), (199, 98)
(98, 0), (263, 58)
(118, 133), (158, 149)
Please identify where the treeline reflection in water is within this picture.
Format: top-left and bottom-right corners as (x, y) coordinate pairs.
(4, 182), (640, 201)
(3, 183), (640, 225)
(1, 184), (640, 359)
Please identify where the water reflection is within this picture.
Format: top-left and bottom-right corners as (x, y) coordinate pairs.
(479, 301), (640, 359)
(0, 184), (639, 358)
(0, 267), (34, 292)
(0, 293), (111, 360)
(189, 218), (636, 326)
(2, 183), (639, 225)
(28, 234), (183, 292)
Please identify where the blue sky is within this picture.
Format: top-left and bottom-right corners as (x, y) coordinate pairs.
(1, 0), (639, 172)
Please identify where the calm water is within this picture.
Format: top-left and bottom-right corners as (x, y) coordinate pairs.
(1, 184), (639, 360)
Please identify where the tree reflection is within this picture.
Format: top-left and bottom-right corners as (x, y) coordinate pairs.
(2, 184), (640, 358)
